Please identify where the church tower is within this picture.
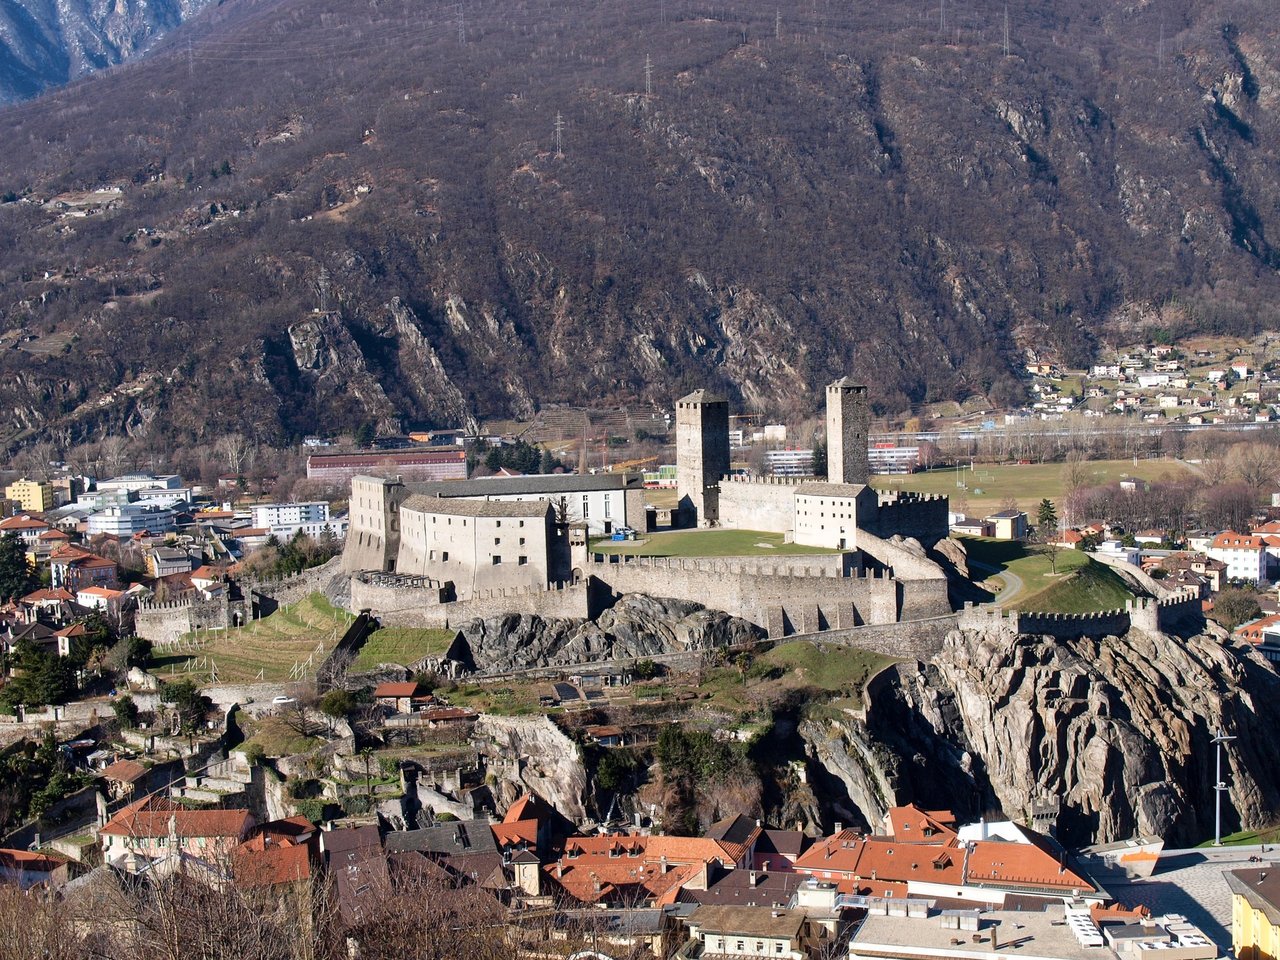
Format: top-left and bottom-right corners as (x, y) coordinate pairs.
(826, 378), (869, 485)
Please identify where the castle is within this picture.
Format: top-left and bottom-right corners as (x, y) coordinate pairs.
(341, 378), (956, 636)
(675, 378), (948, 550)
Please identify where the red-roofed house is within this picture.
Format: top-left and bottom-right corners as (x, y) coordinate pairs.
(1209, 532), (1267, 583)
(374, 681), (421, 713)
(98, 758), (149, 801)
(50, 546), (119, 591)
(0, 514), (50, 546)
(76, 586), (126, 616)
(99, 795), (255, 870)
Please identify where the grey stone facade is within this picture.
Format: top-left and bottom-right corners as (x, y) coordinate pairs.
(675, 389), (730, 526)
(826, 377), (870, 485)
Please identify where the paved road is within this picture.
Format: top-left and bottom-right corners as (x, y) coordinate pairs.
(1108, 845), (1279, 951)
(969, 559), (1025, 605)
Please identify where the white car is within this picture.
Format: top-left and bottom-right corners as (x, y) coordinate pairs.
(272, 695), (296, 705)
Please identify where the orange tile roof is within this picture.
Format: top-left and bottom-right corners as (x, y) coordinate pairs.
(0, 515), (49, 531)
(1236, 614), (1280, 643)
(99, 796), (253, 839)
(99, 759), (147, 783)
(21, 588), (75, 603)
(374, 682), (419, 698)
(37, 529), (70, 541)
(78, 586), (125, 599)
(491, 820), (538, 849)
(884, 804), (958, 841)
(234, 840), (313, 887)
(0, 848), (69, 872)
(1212, 531), (1264, 550)
(964, 838), (1092, 892)
(190, 565), (225, 581)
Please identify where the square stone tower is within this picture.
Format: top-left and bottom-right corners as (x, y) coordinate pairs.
(676, 390), (730, 526)
(826, 377), (869, 485)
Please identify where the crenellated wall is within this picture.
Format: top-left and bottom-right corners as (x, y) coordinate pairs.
(864, 492), (950, 547)
(957, 589), (1203, 640)
(350, 575), (592, 628)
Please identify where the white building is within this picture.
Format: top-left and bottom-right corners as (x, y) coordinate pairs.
(794, 482), (876, 550)
(96, 474), (183, 495)
(765, 449), (814, 477)
(253, 501), (329, 531)
(86, 504), (176, 537)
(1208, 532), (1267, 583)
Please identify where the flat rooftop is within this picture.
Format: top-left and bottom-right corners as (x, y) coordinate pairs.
(851, 906), (1127, 960)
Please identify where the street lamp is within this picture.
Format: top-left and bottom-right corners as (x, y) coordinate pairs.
(1213, 729), (1237, 847)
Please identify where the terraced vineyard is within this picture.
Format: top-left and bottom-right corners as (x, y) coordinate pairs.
(350, 627), (457, 672)
(151, 594), (353, 683)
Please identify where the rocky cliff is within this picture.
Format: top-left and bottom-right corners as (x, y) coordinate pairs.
(802, 621), (1280, 847)
(0, 0), (211, 103)
(444, 595), (763, 675)
(472, 715), (587, 821)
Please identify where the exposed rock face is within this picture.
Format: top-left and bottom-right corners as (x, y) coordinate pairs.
(472, 715), (586, 821)
(801, 622), (1280, 847)
(447, 594), (763, 675)
(0, 0), (212, 103)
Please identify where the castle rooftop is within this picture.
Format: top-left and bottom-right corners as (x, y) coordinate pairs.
(677, 389), (727, 404)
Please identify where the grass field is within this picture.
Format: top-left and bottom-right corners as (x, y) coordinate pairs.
(151, 593), (352, 683)
(874, 457), (1193, 515)
(351, 627), (457, 671)
(1017, 560), (1134, 614)
(591, 529), (839, 557)
(1197, 825), (1280, 847)
(963, 537), (1135, 612)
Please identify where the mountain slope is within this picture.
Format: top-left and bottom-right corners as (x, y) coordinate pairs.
(0, 0), (212, 104)
(0, 0), (1278, 449)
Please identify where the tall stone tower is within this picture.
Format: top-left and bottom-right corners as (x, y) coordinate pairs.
(676, 390), (730, 526)
(826, 377), (869, 485)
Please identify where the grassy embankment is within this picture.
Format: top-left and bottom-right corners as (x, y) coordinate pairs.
(963, 537), (1134, 614)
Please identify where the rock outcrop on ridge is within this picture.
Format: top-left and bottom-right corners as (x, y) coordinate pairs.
(802, 620), (1280, 847)
(442, 594), (763, 676)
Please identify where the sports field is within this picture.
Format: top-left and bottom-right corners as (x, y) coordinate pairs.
(874, 457), (1192, 515)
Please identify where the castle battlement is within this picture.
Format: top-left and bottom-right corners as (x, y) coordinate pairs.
(719, 474), (805, 486)
(586, 552), (885, 580)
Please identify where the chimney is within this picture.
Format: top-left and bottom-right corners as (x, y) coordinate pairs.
(835, 822), (844, 834)
(749, 871), (759, 887)
(660, 855), (669, 874)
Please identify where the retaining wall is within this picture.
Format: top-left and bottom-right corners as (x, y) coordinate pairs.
(350, 577), (593, 629)
(779, 614), (960, 662)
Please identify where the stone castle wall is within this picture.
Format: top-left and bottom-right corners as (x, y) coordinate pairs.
(866, 493), (950, 548)
(351, 576), (592, 629)
(717, 476), (802, 533)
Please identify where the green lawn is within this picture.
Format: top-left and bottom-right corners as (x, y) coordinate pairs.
(591, 529), (840, 558)
(962, 537), (1134, 612)
(351, 627), (457, 671)
(874, 457), (1192, 515)
(1017, 560), (1134, 614)
(150, 593), (352, 683)
(1197, 825), (1280, 847)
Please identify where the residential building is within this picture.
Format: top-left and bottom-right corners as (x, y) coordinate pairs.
(5, 478), (53, 513)
(867, 444), (920, 475)
(252, 501), (329, 531)
(1236, 615), (1280, 663)
(76, 585), (126, 616)
(1228, 866), (1280, 960)
(794, 482), (877, 551)
(686, 905), (809, 959)
(985, 510), (1028, 541)
(145, 546), (196, 578)
(374, 681), (422, 713)
(0, 513), (50, 546)
(99, 795), (255, 870)
(0, 849), (72, 890)
(951, 517), (993, 537)
(765, 449), (815, 478)
(50, 547), (119, 590)
(1208, 532), (1268, 584)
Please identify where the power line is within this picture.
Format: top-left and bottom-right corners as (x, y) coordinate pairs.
(644, 53), (653, 97)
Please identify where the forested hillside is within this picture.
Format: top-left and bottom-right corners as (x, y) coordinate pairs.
(0, 0), (1277, 449)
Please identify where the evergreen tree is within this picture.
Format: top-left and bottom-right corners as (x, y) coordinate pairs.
(0, 533), (35, 602)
